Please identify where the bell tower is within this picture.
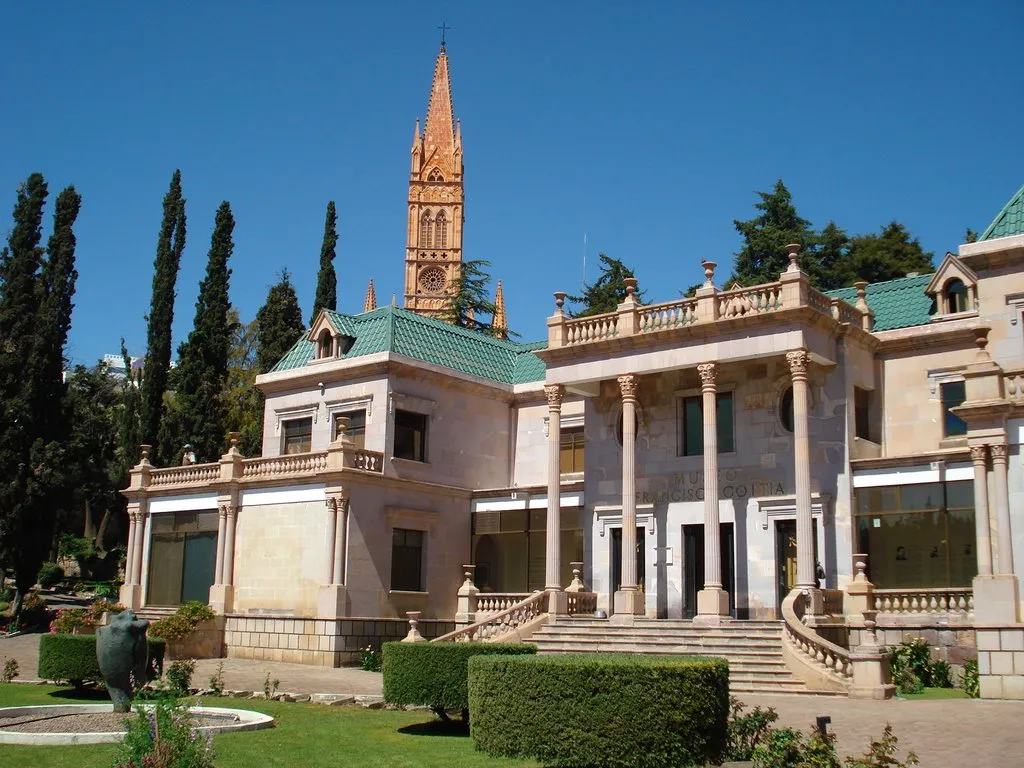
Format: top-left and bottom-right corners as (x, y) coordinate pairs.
(404, 43), (464, 318)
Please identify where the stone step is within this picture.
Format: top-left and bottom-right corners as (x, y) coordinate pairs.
(533, 635), (784, 650)
(536, 630), (783, 644)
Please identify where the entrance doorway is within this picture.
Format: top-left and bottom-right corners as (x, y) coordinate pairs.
(681, 523), (736, 619)
(610, 526), (645, 595)
(775, 519), (819, 611)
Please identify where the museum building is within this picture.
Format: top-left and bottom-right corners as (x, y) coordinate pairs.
(119, 44), (1024, 699)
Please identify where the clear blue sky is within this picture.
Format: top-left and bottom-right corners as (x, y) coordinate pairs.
(2, 3), (1022, 365)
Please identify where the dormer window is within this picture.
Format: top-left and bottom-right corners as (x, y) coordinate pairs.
(317, 329), (334, 359)
(944, 279), (969, 314)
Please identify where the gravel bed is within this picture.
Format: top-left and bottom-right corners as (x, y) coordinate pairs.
(0, 711), (237, 734)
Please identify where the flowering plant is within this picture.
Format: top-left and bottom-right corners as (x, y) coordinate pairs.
(148, 601), (215, 640)
(49, 608), (96, 634)
(360, 645), (382, 672)
(87, 598), (125, 622)
(115, 694), (215, 768)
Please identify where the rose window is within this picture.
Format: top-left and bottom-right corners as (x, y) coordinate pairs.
(418, 267), (447, 294)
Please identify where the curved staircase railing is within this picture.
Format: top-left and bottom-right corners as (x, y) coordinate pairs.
(433, 591), (551, 643)
(781, 589), (852, 693)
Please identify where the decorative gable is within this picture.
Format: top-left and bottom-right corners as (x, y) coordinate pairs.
(307, 311), (356, 361)
(925, 253), (978, 318)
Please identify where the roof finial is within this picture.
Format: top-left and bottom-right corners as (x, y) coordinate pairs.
(438, 21), (450, 48)
(363, 279), (377, 313)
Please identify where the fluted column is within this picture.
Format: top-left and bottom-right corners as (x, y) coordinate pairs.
(333, 497), (349, 585)
(787, 349), (815, 590)
(613, 374), (643, 617)
(324, 497), (339, 584)
(544, 384), (564, 590)
(215, 505), (228, 585)
(991, 443), (1014, 576)
(971, 445), (993, 576)
(699, 363), (722, 591)
(131, 509), (146, 593)
(124, 508), (138, 586)
(223, 506), (237, 587)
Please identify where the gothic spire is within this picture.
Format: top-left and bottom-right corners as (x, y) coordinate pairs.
(493, 280), (508, 339)
(423, 45), (456, 154)
(363, 279), (377, 312)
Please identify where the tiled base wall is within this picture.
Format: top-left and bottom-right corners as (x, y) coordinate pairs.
(850, 623), (977, 663)
(977, 627), (1024, 700)
(223, 616), (457, 667)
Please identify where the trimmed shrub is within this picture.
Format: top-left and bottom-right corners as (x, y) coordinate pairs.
(383, 641), (536, 719)
(469, 653), (729, 768)
(37, 562), (64, 588)
(38, 633), (166, 688)
(148, 600), (216, 640)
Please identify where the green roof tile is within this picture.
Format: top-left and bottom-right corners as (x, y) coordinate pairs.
(826, 273), (935, 331)
(980, 183), (1024, 241)
(270, 305), (547, 384)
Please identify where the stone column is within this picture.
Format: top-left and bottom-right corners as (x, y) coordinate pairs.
(544, 384), (564, 590)
(123, 509), (137, 586)
(131, 509), (146, 594)
(223, 506), (237, 586)
(991, 443), (1014, 576)
(787, 349), (816, 591)
(696, 362), (729, 620)
(214, 505), (228, 586)
(317, 494), (348, 618)
(971, 445), (993, 577)
(613, 374), (644, 618)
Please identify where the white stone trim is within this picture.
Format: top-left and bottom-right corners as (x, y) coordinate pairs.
(240, 484), (326, 507)
(593, 503), (656, 537)
(273, 404), (320, 436)
(326, 396), (373, 426)
(748, 494), (832, 530)
(471, 491), (584, 513)
(149, 494), (220, 513)
(543, 413), (584, 437)
(852, 462), (973, 488)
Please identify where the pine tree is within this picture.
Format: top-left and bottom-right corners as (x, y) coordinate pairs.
(843, 222), (934, 285)
(311, 201), (338, 323)
(140, 171), (186, 462)
(964, 228), (979, 244)
(568, 254), (646, 317)
(446, 259), (498, 335)
(257, 271), (306, 374)
(168, 202), (235, 463)
(816, 221), (851, 291)
(730, 180), (819, 288)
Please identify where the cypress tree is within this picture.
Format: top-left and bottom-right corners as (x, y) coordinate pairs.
(258, 270), (306, 374)
(140, 171), (187, 461)
(170, 202), (235, 463)
(311, 201), (338, 323)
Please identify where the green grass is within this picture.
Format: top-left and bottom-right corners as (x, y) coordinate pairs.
(898, 686), (970, 700)
(0, 683), (539, 767)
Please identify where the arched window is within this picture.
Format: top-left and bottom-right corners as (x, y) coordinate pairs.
(944, 279), (969, 314)
(435, 210), (447, 248)
(428, 167), (444, 182)
(317, 329), (333, 359)
(420, 210), (432, 247)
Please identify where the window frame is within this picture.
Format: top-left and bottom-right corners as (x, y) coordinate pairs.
(281, 416), (313, 455)
(390, 527), (425, 592)
(940, 380), (968, 438)
(393, 409), (428, 462)
(559, 425), (585, 474)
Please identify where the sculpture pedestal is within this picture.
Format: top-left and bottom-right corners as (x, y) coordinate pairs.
(208, 585), (234, 615)
(316, 584), (348, 618)
(694, 587), (730, 626)
(611, 589), (644, 623)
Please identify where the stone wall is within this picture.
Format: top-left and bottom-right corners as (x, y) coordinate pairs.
(977, 626), (1024, 700)
(223, 615), (456, 667)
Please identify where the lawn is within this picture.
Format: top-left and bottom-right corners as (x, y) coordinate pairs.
(0, 683), (540, 767)
(898, 686), (970, 700)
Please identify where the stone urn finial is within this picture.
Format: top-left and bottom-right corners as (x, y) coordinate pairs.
(623, 277), (637, 297)
(701, 260), (717, 288)
(138, 444), (152, 466)
(553, 291), (567, 312)
(785, 243), (801, 273)
(973, 326), (992, 361)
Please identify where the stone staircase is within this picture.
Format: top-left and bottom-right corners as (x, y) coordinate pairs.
(530, 617), (844, 696)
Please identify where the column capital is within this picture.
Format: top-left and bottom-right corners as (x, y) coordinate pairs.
(544, 384), (564, 409)
(218, 504), (230, 519)
(618, 374), (639, 403)
(786, 349), (811, 379)
(327, 494), (349, 514)
(970, 444), (989, 464)
(697, 362), (718, 390)
(990, 443), (1008, 463)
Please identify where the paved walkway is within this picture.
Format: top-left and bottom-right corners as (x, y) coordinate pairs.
(5, 632), (1024, 764)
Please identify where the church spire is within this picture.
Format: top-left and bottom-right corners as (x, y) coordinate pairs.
(493, 280), (508, 340)
(363, 279), (377, 312)
(423, 45), (456, 154)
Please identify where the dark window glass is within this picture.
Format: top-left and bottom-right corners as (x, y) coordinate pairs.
(855, 387), (871, 441)
(333, 409), (366, 450)
(390, 528), (424, 591)
(945, 279), (968, 314)
(941, 381), (967, 437)
(559, 426), (585, 473)
(281, 417), (312, 454)
(394, 409), (427, 462)
(679, 393), (733, 456)
(780, 388), (794, 433)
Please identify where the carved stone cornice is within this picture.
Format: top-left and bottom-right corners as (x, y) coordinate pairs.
(618, 374), (638, 403)
(786, 349), (810, 380)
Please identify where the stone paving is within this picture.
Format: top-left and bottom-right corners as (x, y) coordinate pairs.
(5, 632), (1024, 764)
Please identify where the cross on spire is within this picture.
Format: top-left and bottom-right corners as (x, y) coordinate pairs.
(438, 21), (450, 47)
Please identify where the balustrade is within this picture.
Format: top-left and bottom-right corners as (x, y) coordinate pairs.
(873, 588), (973, 616)
(433, 591), (550, 643)
(781, 589), (852, 691)
(242, 452), (328, 478)
(639, 298), (697, 332)
(149, 463), (221, 487)
(351, 449), (384, 473)
(566, 592), (597, 615)
(822, 589), (844, 616)
(716, 283), (783, 318)
(564, 313), (618, 345)
(476, 593), (531, 614)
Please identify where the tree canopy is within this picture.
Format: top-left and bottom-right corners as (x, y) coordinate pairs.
(568, 254), (646, 317)
(730, 180), (819, 287)
(446, 259), (500, 336)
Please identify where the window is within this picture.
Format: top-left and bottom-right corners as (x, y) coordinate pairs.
(944, 279), (969, 314)
(281, 417), (312, 454)
(419, 210), (432, 247)
(428, 167), (444, 182)
(317, 329), (333, 359)
(333, 409), (366, 449)
(434, 210), (447, 247)
(394, 409), (428, 462)
(391, 528), (424, 591)
(941, 381), (967, 437)
(854, 387), (873, 441)
(560, 426), (585, 474)
(678, 392), (734, 456)
(779, 387), (794, 433)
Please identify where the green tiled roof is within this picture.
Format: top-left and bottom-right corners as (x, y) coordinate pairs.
(981, 183), (1024, 241)
(826, 273), (935, 331)
(270, 305), (548, 385)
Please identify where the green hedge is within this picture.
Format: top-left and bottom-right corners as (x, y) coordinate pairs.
(468, 653), (730, 767)
(382, 641), (536, 714)
(38, 633), (166, 687)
